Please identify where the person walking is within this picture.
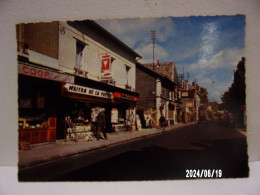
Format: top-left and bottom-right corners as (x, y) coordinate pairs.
(96, 108), (108, 140)
(159, 114), (167, 131)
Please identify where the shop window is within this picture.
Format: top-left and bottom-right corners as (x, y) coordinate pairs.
(37, 96), (45, 109)
(19, 98), (33, 109)
(118, 108), (125, 118)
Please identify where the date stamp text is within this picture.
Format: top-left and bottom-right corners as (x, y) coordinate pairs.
(186, 169), (222, 178)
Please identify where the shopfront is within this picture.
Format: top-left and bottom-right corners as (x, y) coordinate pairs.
(113, 92), (139, 131)
(58, 83), (113, 140)
(18, 75), (60, 144)
(57, 81), (139, 140)
(18, 62), (73, 145)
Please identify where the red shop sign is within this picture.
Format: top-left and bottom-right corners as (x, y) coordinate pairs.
(21, 65), (50, 78)
(101, 55), (110, 72)
(113, 92), (139, 101)
(18, 63), (74, 83)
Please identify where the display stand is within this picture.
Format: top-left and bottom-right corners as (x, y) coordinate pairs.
(64, 116), (78, 142)
(18, 117), (56, 145)
(64, 116), (93, 142)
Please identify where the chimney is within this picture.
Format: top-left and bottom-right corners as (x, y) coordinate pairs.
(156, 59), (160, 68)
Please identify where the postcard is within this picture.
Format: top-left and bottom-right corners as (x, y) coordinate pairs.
(17, 16), (248, 181)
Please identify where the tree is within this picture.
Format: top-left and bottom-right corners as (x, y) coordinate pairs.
(221, 57), (246, 127)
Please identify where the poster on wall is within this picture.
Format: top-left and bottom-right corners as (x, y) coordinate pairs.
(111, 108), (118, 123)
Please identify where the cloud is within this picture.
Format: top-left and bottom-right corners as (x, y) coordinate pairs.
(136, 43), (169, 63)
(181, 47), (244, 101)
(208, 81), (233, 102)
(173, 46), (200, 62)
(188, 47), (244, 72)
(199, 22), (220, 59)
(96, 17), (175, 50)
(96, 17), (245, 102)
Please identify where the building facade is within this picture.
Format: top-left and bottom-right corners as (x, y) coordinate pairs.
(17, 20), (141, 144)
(140, 61), (181, 126)
(136, 62), (176, 128)
(179, 80), (208, 123)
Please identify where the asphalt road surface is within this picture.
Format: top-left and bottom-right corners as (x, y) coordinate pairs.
(51, 121), (248, 181)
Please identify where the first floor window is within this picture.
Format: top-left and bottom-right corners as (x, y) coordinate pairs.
(76, 41), (86, 69)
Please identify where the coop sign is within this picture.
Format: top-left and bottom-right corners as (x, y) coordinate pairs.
(64, 83), (112, 99)
(18, 63), (73, 83)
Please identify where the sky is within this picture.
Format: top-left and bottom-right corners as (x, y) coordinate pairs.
(96, 15), (245, 102)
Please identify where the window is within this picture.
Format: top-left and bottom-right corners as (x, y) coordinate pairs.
(76, 41), (86, 69)
(125, 65), (131, 89)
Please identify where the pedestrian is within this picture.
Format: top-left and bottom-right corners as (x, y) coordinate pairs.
(96, 108), (108, 140)
(159, 114), (167, 130)
(144, 113), (151, 128)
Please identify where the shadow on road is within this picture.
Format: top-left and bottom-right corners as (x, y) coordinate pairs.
(53, 137), (248, 181)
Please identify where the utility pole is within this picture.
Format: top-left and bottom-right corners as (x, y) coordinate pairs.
(151, 30), (156, 70)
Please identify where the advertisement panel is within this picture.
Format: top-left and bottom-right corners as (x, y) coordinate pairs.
(101, 55), (112, 80)
(111, 108), (118, 123)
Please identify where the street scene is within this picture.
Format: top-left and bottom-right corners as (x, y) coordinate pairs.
(17, 16), (248, 181)
(18, 122), (248, 181)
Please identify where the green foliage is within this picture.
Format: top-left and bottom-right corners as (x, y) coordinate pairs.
(221, 57), (246, 126)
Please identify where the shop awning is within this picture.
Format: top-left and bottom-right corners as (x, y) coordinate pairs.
(75, 76), (139, 97)
(18, 62), (74, 83)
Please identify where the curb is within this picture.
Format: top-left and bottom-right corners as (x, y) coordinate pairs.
(19, 123), (196, 169)
(19, 130), (162, 169)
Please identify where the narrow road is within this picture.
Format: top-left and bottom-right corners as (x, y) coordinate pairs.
(52, 121), (248, 181)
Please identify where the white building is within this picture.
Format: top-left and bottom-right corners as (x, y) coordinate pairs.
(17, 20), (142, 144)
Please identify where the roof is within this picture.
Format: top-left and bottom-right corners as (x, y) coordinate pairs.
(136, 62), (176, 89)
(142, 62), (174, 80)
(68, 20), (142, 59)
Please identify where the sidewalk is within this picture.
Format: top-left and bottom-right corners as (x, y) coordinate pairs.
(18, 122), (196, 168)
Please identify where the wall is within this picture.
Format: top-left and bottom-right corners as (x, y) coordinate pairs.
(23, 22), (59, 59)
(58, 21), (136, 90)
(17, 22), (59, 69)
(67, 21), (137, 64)
(136, 67), (156, 110)
(161, 86), (170, 100)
